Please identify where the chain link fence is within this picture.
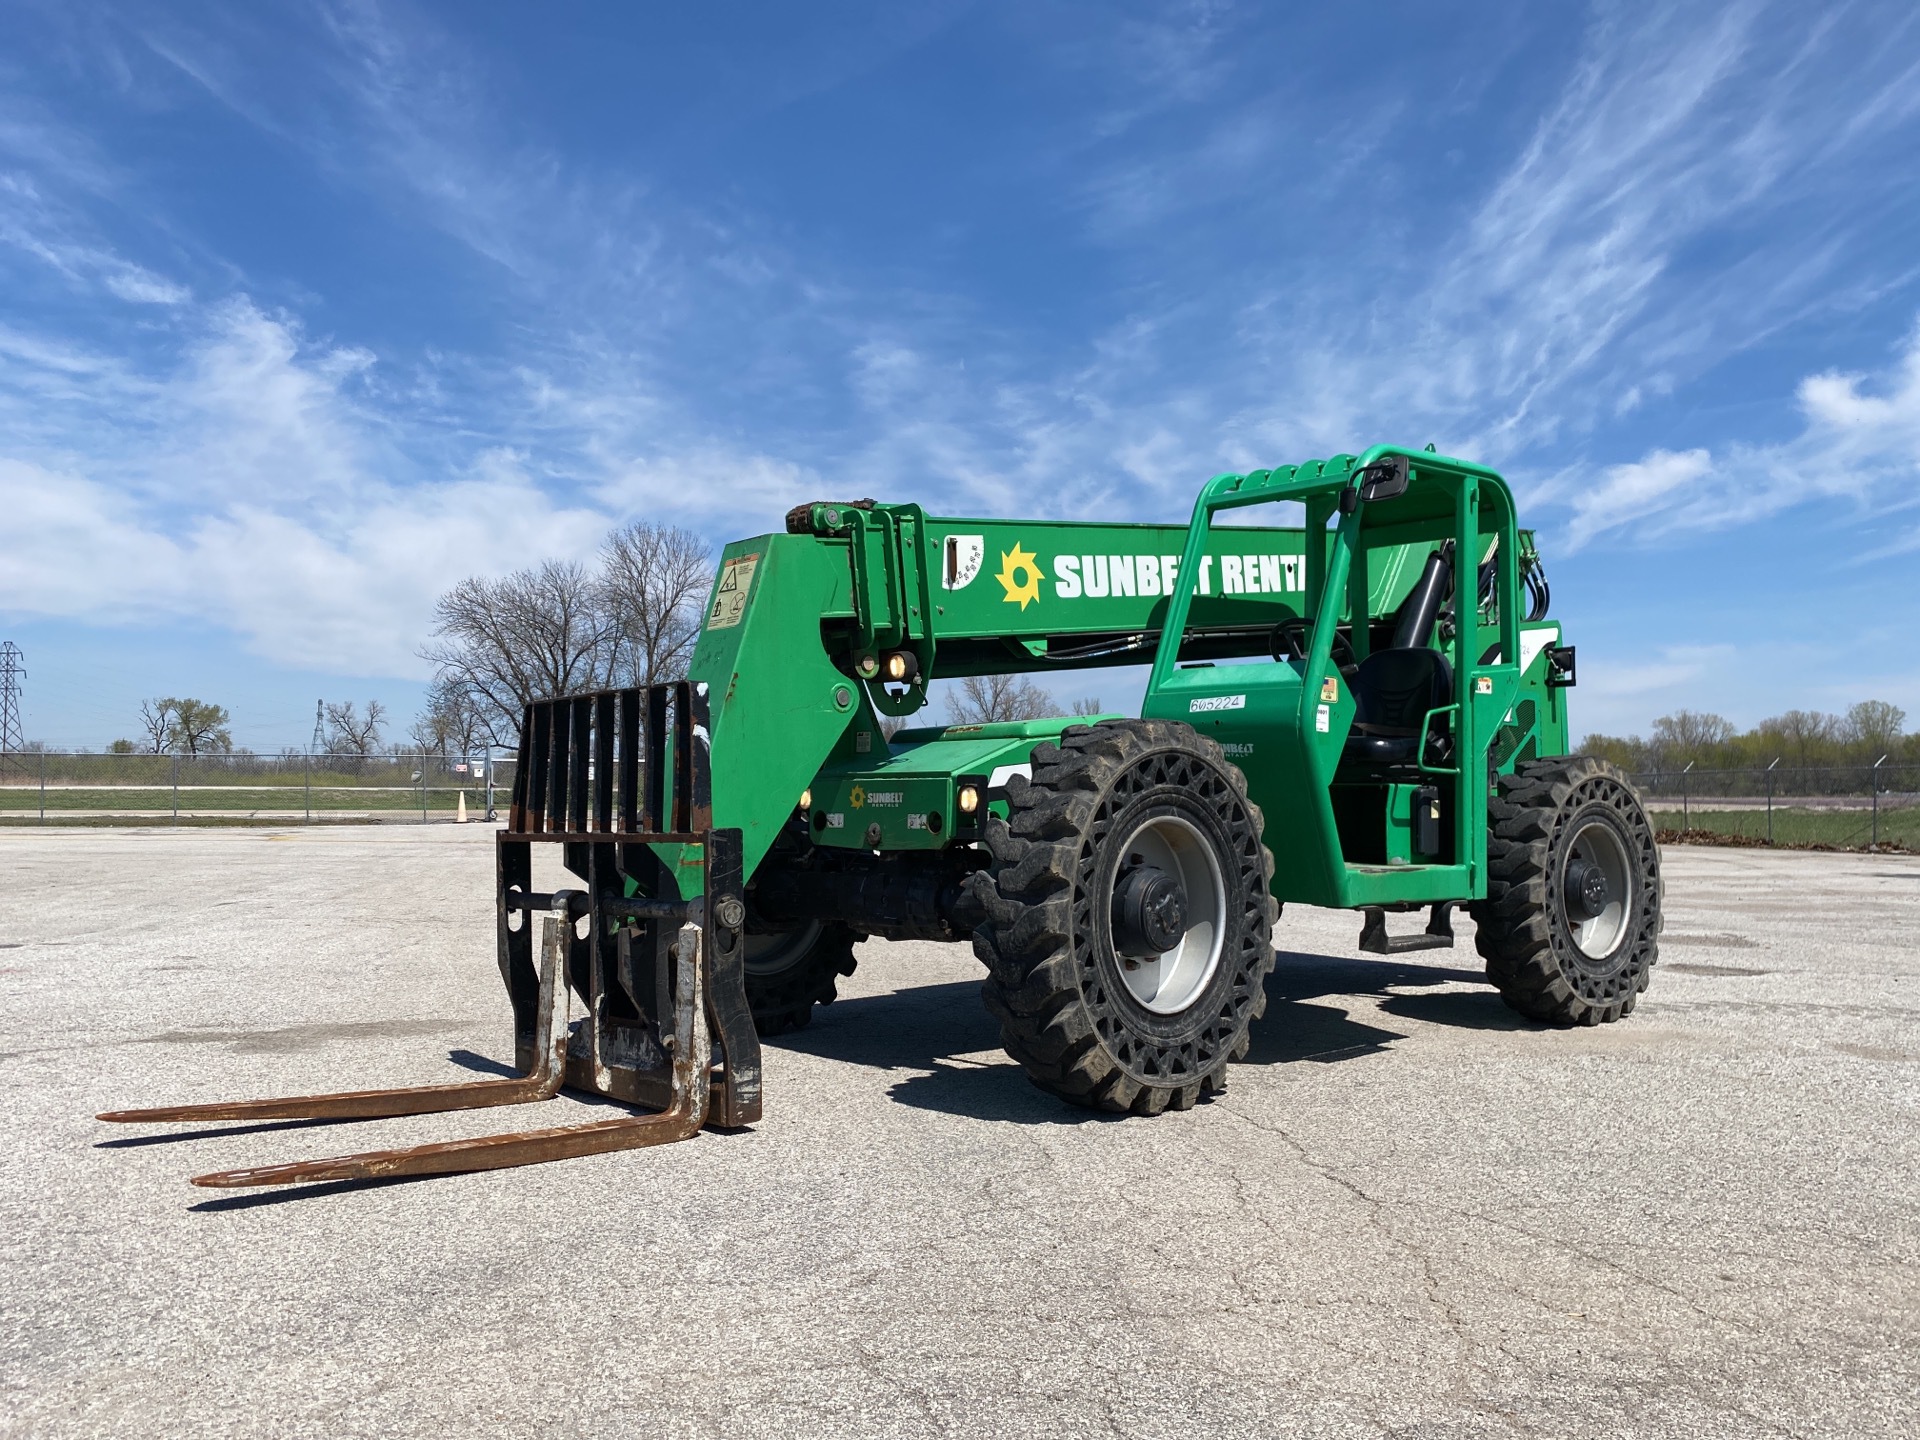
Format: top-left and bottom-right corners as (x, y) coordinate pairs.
(0, 751), (521, 825)
(3, 749), (1912, 848)
(1630, 763), (1919, 851)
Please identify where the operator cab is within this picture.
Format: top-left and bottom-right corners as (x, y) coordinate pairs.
(1144, 445), (1540, 914)
(1341, 547), (1455, 769)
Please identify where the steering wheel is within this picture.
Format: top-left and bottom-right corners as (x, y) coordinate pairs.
(1270, 616), (1356, 671)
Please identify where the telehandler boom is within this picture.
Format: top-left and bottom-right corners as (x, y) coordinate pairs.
(104, 445), (1663, 1185)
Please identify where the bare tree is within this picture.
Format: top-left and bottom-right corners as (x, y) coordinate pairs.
(134, 696), (231, 756)
(1843, 699), (1906, 757)
(1648, 710), (1734, 767)
(139, 698), (176, 754)
(169, 699), (232, 757)
(421, 559), (620, 744)
(1589, 696), (1920, 774)
(599, 522), (711, 689)
(410, 676), (487, 757)
(421, 528), (715, 746)
(1070, 696), (1105, 716)
(1757, 709), (1840, 771)
(324, 700), (387, 757)
(948, 674), (1056, 724)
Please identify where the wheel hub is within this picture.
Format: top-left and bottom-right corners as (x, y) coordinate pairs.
(1560, 814), (1635, 961)
(1564, 858), (1610, 920)
(1112, 864), (1188, 957)
(1104, 813), (1227, 1015)
(743, 918), (824, 977)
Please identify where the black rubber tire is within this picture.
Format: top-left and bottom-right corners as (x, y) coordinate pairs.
(968, 719), (1278, 1115)
(1471, 755), (1663, 1026)
(742, 921), (860, 1036)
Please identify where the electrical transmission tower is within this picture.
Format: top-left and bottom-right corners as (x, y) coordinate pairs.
(310, 699), (326, 755)
(0, 643), (24, 779)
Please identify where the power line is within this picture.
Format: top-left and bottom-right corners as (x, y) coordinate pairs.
(0, 642), (24, 779)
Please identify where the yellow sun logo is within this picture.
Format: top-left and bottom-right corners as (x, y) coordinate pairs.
(995, 543), (1044, 609)
(849, 785), (866, 809)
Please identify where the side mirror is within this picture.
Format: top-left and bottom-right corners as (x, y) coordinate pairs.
(1357, 455), (1410, 503)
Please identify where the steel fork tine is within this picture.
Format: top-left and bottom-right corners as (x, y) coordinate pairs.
(188, 923), (710, 1189)
(98, 914), (573, 1126)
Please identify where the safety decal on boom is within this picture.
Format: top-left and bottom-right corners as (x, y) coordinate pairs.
(708, 554), (760, 630)
(942, 535), (985, 590)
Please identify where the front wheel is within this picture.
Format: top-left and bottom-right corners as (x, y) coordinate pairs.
(741, 919), (860, 1035)
(1471, 756), (1663, 1025)
(969, 719), (1278, 1114)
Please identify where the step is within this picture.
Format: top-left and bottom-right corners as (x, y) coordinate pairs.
(1358, 903), (1456, 955)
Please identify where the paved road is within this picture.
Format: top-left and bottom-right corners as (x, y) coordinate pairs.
(2, 827), (1914, 1438)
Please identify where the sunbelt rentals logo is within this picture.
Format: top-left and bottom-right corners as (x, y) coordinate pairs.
(961, 532), (1306, 609)
(995, 543), (1044, 609)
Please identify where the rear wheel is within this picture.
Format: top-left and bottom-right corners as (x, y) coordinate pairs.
(741, 919), (859, 1036)
(969, 720), (1277, 1114)
(1471, 755), (1662, 1025)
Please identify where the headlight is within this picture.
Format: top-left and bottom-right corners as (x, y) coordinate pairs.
(957, 785), (980, 814)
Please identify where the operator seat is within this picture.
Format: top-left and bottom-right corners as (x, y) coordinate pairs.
(1341, 545), (1456, 767)
(1344, 648), (1453, 764)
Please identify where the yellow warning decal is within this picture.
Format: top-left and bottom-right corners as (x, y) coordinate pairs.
(708, 554), (760, 630)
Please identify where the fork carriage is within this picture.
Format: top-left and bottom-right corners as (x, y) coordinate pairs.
(102, 682), (760, 1187)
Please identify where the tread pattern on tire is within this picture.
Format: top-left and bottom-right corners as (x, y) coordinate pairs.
(968, 719), (1278, 1115)
(1471, 754), (1662, 1026)
(744, 922), (860, 1036)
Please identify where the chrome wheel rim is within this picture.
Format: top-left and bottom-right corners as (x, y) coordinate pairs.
(1564, 818), (1633, 960)
(1113, 815), (1226, 1014)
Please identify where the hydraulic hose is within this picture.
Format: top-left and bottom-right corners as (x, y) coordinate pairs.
(1391, 549), (1453, 649)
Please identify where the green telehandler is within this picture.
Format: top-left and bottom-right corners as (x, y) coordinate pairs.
(104, 445), (1663, 1186)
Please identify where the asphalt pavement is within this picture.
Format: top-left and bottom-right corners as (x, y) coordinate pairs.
(1, 825), (1914, 1439)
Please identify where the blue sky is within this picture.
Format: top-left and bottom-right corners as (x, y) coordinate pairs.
(2, 0), (1918, 750)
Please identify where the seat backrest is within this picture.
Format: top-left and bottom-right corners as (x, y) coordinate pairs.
(1352, 646), (1453, 731)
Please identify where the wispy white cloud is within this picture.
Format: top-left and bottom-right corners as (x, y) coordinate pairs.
(1585, 641), (1735, 701)
(4, 0), (1919, 710)
(0, 297), (610, 673)
(101, 267), (189, 305)
(1565, 319), (1920, 549)
(1566, 448), (1716, 550)
(1861, 527), (1920, 562)
(0, 160), (191, 308)
(1022, 1), (1920, 504)
(1277, 2), (1920, 469)
(166, 298), (377, 504)
(1570, 628), (1920, 737)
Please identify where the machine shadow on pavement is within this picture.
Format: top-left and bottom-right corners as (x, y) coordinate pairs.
(94, 1115), (366, 1150)
(133, 951), (1533, 1208)
(185, 1175), (435, 1214)
(769, 948), (1524, 1125)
